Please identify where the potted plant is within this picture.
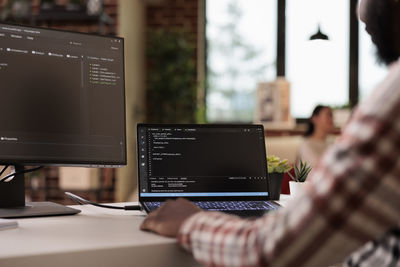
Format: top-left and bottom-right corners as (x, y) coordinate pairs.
(146, 29), (199, 123)
(267, 156), (292, 200)
(287, 160), (312, 197)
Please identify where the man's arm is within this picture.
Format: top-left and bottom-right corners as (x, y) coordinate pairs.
(177, 103), (400, 266)
(142, 66), (400, 266)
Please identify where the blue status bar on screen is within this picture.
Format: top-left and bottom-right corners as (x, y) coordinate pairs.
(140, 192), (269, 197)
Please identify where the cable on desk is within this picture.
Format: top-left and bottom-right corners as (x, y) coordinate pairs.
(65, 192), (143, 211)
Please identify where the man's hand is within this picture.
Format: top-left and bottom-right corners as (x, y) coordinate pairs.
(140, 198), (202, 238)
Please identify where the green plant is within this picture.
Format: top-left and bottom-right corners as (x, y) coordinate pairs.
(1, 0), (31, 22)
(288, 160), (312, 182)
(267, 155), (292, 174)
(206, 1), (272, 122)
(146, 29), (200, 123)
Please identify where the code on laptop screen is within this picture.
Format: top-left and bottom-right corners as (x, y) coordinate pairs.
(137, 125), (269, 198)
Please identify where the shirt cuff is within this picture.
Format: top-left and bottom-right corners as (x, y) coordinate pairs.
(177, 211), (207, 251)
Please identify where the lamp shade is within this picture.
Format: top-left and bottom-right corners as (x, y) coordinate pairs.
(309, 25), (329, 40)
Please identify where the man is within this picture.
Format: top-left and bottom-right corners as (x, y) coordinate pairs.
(141, 0), (400, 266)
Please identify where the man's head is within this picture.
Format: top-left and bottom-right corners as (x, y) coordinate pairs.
(359, 0), (400, 65)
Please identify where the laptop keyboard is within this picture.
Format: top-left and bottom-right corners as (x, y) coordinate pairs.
(145, 201), (279, 212)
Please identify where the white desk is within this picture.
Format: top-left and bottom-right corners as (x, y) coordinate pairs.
(0, 203), (198, 267)
(0, 195), (291, 267)
(277, 194), (291, 207)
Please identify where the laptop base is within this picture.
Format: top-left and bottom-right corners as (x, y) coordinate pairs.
(143, 200), (280, 218)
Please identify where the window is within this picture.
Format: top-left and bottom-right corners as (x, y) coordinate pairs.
(206, 0), (277, 122)
(206, 1), (374, 121)
(286, 0), (349, 118)
(358, 20), (387, 101)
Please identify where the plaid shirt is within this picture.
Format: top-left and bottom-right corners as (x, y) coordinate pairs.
(346, 227), (400, 267)
(177, 60), (400, 267)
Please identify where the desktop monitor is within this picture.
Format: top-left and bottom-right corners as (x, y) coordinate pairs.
(0, 23), (126, 218)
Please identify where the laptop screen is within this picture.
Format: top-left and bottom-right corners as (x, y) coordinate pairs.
(137, 124), (269, 200)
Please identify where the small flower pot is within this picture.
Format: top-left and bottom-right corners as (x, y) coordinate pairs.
(289, 181), (308, 197)
(268, 172), (284, 200)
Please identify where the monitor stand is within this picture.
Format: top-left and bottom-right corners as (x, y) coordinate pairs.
(0, 165), (81, 218)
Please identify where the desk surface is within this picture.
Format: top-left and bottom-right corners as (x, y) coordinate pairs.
(0, 203), (198, 267)
(0, 196), (291, 267)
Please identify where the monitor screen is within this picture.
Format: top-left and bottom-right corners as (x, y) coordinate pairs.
(0, 23), (126, 218)
(137, 124), (268, 200)
(0, 23), (126, 167)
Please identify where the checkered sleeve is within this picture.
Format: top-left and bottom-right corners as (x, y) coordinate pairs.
(345, 227), (400, 267)
(177, 63), (400, 267)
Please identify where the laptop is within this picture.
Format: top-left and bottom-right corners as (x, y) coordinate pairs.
(137, 123), (280, 218)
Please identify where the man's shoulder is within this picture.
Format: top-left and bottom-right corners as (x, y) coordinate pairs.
(358, 60), (400, 119)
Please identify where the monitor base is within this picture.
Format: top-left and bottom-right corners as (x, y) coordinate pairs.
(0, 202), (81, 218)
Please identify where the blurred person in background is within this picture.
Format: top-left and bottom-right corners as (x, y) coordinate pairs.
(297, 105), (334, 167)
